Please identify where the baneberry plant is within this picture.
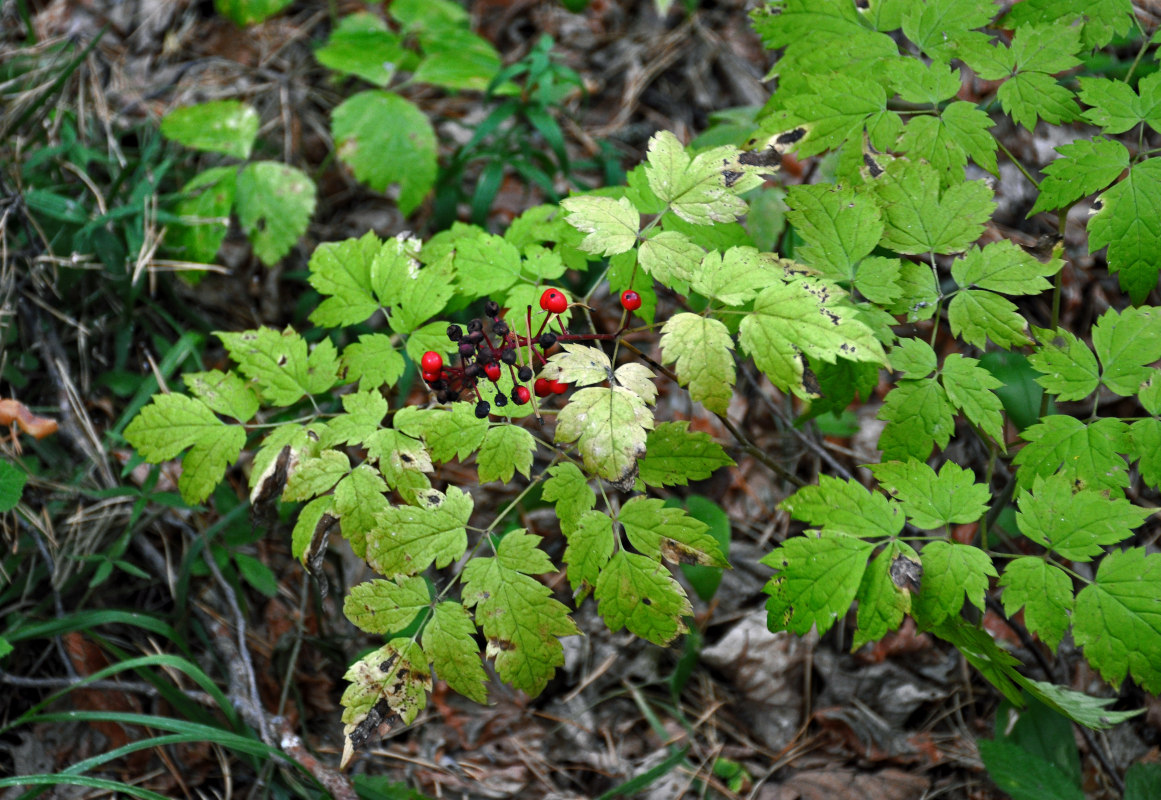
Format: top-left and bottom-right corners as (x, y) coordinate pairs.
(127, 0), (1161, 766)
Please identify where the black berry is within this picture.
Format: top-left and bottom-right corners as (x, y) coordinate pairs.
(485, 300), (500, 318)
(501, 349), (517, 365)
(492, 320), (509, 337)
(467, 330), (484, 344)
(517, 365), (532, 382)
(474, 401), (490, 419)
(494, 392), (508, 408)
(447, 324), (463, 341)
(464, 363), (480, 379)
(467, 318), (483, 333)
(459, 341), (476, 358)
(539, 332), (557, 349)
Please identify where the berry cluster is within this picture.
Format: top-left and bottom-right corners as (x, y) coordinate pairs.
(420, 289), (574, 419)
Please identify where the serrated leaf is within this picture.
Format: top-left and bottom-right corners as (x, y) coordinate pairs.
(333, 91), (436, 215)
(407, 402), (489, 463)
(366, 487), (472, 578)
(637, 230), (705, 288)
(873, 160), (995, 255)
(1028, 137), (1129, 216)
(1130, 418), (1161, 492)
(423, 601), (488, 703)
(890, 337), (937, 378)
(595, 551), (692, 645)
(1016, 474), (1149, 561)
(555, 386), (653, 491)
(690, 246), (778, 305)
(637, 421), (735, 487)
(560, 196), (639, 256)
(948, 289), (1030, 349)
(1013, 416), (1129, 492)
(853, 256), (903, 305)
(739, 278), (887, 398)
(445, 230), (523, 301)
(1078, 76), (1156, 134)
(340, 639), (430, 728)
(325, 390), (388, 449)
(1028, 326), (1100, 401)
(477, 424), (535, 484)
(541, 343), (612, 388)
(977, 739), (1085, 800)
(659, 313), (735, 414)
(172, 166), (236, 263)
(887, 59), (960, 104)
(372, 239), (454, 333)
(284, 449), (349, 501)
(218, 326), (338, 406)
(999, 71), (1079, 131)
(161, 100), (258, 159)
(941, 101), (999, 174)
(779, 475), (903, 539)
(563, 510), (614, 593)
(235, 162), (316, 265)
(869, 460), (990, 530)
(542, 462), (596, 533)
(902, 0), (995, 62)
(1091, 306), (1161, 396)
(306, 231), (381, 326)
(125, 393), (245, 504)
(644, 131), (756, 224)
(951, 240), (1059, 295)
(941, 353), (1005, 442)
(886, 258), (941, 321)
(999, 557), (1074, 652)
(896, 114), (971, 188)
(341, 334), (406, 391)
(344, 576), (430, 634)
(619, 497), (726, 567)
(334, 464), (390, 559)
(365, 428), (431, 489)
(877, 378), (955, 462)
(763, 531), (872, 636)
(1074, 547), (1161, 692)
(184, 369), (259, 422)
(912, 541), (996, 626)
(411, 28), (500, 91)
(1088, 158), (1161, 303)
(462, 530), (579, 695)
(785, 74), (894, 157)
(1018, 677), (1144, 730)
(404, 321), (454, 372)
(853, 541), (917, 650)
(1010, 22), (1083, 74)
(314, 12), (407, 86)
(1000, 0), (1133, 50)
(928, 616), (1024, 704)
(785, 184), (882, 282)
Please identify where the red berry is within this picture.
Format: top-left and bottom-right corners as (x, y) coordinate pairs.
(513, 386), (531, 405)
(621, 290), (642, 311)
(422, 370), (440, 383)
(484, 362), (502, 382)
(549, 378), (568, 395)
(540, 288), (568, 315)
(420, 351), (443, 373)
(534, 378), (552, 397)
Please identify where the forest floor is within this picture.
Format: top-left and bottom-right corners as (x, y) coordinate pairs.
(2, 1), (1159, 799)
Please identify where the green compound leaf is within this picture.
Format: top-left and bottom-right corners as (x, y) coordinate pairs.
(314, 12), (408, 87)
(999, 557), (1074, 652)
(1091, 306), (1161, 397)
(1078, 73), (1161, 135)
(595, 551), (693, 645)
(344, 576), (430, 635)
(778, 474), (903, 539)
(560, 196), (639, 256)
(869, 460), (991, 530)
(541, 343), (612, 388)
(399, 402), (489, 463)
(886, 259), (941, 321)
(366, 486), (472, 578)
(235, 162), (317, 265)
(324, 390), (388, 448)
(897, 115), (974, 188)
(340, 639), (430, 729)
(1016, 474), (1149, 562)
(160, 100), (259, 159)
(307, 231), (381, 327)
(998, 71), (1079, 132)
(1019, 678), (1144, 731)
(1001, 0), (1134, 50)
(542, 462), (596, 533)
(563, 510), (614, 594)
(784, 74), (895, 157)
(637, 230), (705, 288)
(446, 231), (522, 300)
(1087, 158), (1161, 303)
(739, 278), (887, 398)
(173, 166), (236, 263)
(890, 337), (938, 378)
(912, 541), (997, 627)
(477, 424), (535, 484)
(423, 601), (488, 704)
(951, 240), (1059, 296)
(462, 530), (579, 695)
(644, 131), (758, 225)
(887, 59), (960, 104)
(941, 353), (1005, 443)
(638, 421), (735, 488)
(763, 531), (873, 636)
(853, 541), (918, 650)
(1028, 137), (1129, 216)
(411, 28), (500, 91)
(124, 393), (245, 504)
(283, 449), (349, 502)
(217, 326), (338, 406)
(928, 616), (1024, 705)
(873, 160), (995, 255)
(1012, 415), (1130, 493)
(948, 289), (1030, 349)
(1028, 326), (1100, 401)
(902, 0), (995, 62)
(334, 464), (390, 559)
(341, 333), (406, 392)
(1009, 21), (1083, 74)
(1074, 547), (1161, 692)
(785, 184), (882, 282)
(691, 246), (778, 306)
(618, 497), (727, 568)
(333, 91), (437, 215)
(942, 101), (999, 174)
(854, 256), (903, 305)
(183, 369), (259, 423)
(1130, 418), (1161, 492)
(977, 738), (1085, 800)
(555, 386), (654, 491)
(659, 313), (735, 415)
(877, 378), (955, 462)
(373, 239), (455, 334)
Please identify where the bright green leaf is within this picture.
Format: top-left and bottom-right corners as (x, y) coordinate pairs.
(779, 474), (903, 539)
(161, 100), (258, 159)
(217, 326), (338, 406)
(1028, 137), (1129, 216)
(555, 386), (653, 491)
(477, 424), (535, 484)
(235, 162), (316, 265)
(423, 601), (488, 703)
(912, 541), (996, 626)
(1016, 474), (1149, 561)
(366, 487), (472, 578)
(869, 460), (990, 530)
(1028, 326), (1100, 401)
(999, 557), (1074, 652)
(873, 160), (995, 255)
(595, 551), (692, 645)
(637, 421), (735, 488)
(1013, 416), (1129, 492)
(763, 531), (873, 636)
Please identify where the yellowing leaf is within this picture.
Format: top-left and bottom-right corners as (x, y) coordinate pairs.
(660, 313), (735, 415)
(555, 386), (654, 491)
(560, 196), (639, 256)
